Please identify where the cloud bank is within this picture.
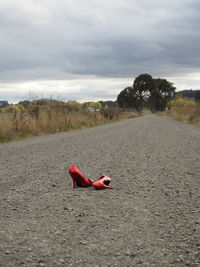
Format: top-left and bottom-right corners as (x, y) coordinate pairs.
(0, 0), (200, 101)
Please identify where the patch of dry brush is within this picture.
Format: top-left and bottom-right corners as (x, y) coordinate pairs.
(158, 96), (200, 126)
(0, 104), (138, 143)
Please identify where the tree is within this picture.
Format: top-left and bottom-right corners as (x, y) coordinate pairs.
(117, 86), (148, 111)
(17, 104), (26, 112)
(149, 79), (175, 111)
(117, 87), (133, 108)
(66, 100), (82, 111)
(117, 74), (176, 111)
(89, 102), (102, 109)
(117, 74), (154, 111)
(133, 74), (154, 111)
(18, 100), (31, 108)
(0, 101), (9, 108)
(100, 101), (117, 108)
(195, 90), (200, 102)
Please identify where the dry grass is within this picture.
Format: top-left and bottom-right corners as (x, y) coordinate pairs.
(0, 105), (139, 143)
(117, 111), (139, 120)
(157, 103), (200, 126)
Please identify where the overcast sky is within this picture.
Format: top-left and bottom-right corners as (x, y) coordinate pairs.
(0, 0), (200, 102)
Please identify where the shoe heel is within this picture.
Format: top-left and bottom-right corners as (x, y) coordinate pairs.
(68, 164), (93, 188)
(72, 178), (76, 188)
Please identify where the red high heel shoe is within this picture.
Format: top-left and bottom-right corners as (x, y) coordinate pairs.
(92, 175), (113, 189)
(68, 164), (93, 188)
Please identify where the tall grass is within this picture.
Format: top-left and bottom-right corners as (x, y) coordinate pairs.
(158, 96), (200, 126)
(0, 104), (138, 143)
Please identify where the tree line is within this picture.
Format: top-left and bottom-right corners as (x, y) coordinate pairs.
(117, 74), (176, 111)
(177, 90), (200, 102)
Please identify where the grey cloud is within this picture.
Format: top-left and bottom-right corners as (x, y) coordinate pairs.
(0, 0), (200, 92)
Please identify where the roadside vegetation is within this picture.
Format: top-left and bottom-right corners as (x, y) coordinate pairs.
(117, 73), (200, 126)
(1, 74), (199, 143)
(158, 95), (200, 126)
(117, 74), (175, 112)
(0, 100), (138, 143)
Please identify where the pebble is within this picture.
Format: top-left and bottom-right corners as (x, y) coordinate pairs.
(115, 252), (121, 256)
(136, 259), (143, 264)
(125, 250), (136, 257)
(175, 257), (183, 263)
(80, 241), (87, 245)
(55, 231), (61, 235)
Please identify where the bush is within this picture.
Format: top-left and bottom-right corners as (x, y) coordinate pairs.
(163, 95), (200, 125)
(65, 101), (82, 111)
(168, 95), (195, 109)
(2, 105), (21, 113)
(101, 108), (120, 120)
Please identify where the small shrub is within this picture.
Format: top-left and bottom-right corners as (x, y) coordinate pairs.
(168, 95), (195, 109)
(2, 105), (21, 113)
(101, 108), (120, 120)
(161, 96), (200, 125)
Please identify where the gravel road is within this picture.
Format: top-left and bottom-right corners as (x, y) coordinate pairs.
(0, 114), (200, 267)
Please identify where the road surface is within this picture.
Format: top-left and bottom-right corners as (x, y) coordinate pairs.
(0, 114), (200, 266)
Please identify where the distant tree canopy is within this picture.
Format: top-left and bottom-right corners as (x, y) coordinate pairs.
(18, 100), (31, 108)
(0, 101), (9, 108)
(100, 100), (118, 108)
(117, 74), (176, 111)
(177, 89), (199, 99)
